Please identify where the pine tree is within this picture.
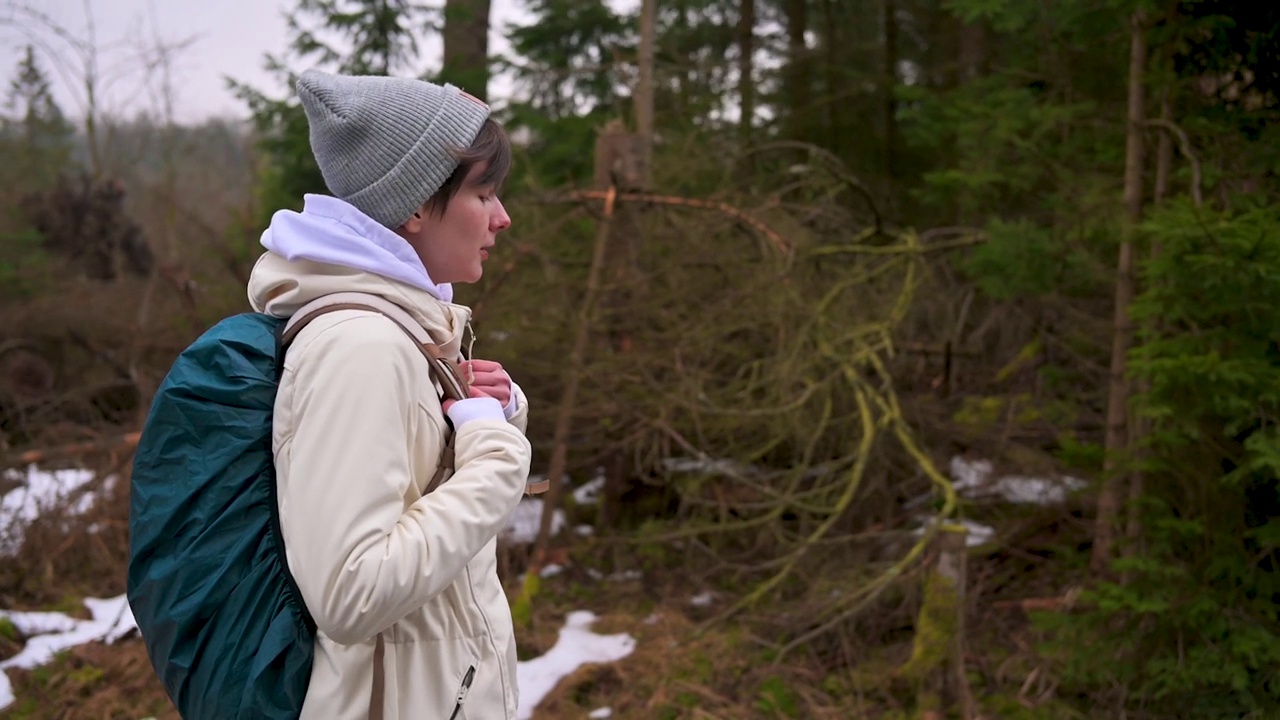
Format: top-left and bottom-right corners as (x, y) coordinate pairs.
(502, 0), (634, 185)
(2, 45), (75, 190)
(285, 0), (430, 76)
(0, 46), (75, 296)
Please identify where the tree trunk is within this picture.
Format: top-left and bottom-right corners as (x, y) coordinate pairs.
(1125, 91), (1172, 550)
(956, 16), (987, 86)
(441, 0), (492, 101)
(902, 528), (975, 719)
(821, 0), (844, 160)
(738, 0), (756, 150)
(1151, 93), (1174, 212)
(598, 2), (658, 531)
(782, 0), (811, 141)
(882, 0), (899, 214)
(534, 173), (618, 561)
(1092, 11), (1146, 577)
(636, 0), (657, 161)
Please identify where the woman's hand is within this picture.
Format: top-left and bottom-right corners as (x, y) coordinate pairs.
(459, 359), (512, 408)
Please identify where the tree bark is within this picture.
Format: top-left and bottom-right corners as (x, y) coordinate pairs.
(957, 17), (987, 86)
(882, 0), (899, 213)
(596, 3), (658, 531)
(1093, 11), (1146, 577)
(737, 0), (756, 150)
(636, 0), (657, 168)
(534, 179), (617, 560)
(441, 0), (492, 101)
(782, 0), (811, 141)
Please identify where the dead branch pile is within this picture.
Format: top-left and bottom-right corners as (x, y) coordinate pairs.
(477, 142), (985, 651)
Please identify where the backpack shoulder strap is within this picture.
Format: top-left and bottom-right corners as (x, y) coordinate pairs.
(281, 292), (468, 402)
(277, 292), (466, 492)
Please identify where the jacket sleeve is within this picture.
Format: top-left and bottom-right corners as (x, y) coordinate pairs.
(277, 317), (532, 646)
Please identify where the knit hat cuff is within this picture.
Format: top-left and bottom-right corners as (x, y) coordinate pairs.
(346, 85), (491, 229)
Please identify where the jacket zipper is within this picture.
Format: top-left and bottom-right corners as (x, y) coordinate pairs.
(463, 562), (512, 713)
(448, 665), (476, 720)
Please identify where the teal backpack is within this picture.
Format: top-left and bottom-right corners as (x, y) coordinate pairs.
(127, 294), (465, 719)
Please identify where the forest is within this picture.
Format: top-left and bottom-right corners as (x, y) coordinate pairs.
(0, 0), (1278, 718)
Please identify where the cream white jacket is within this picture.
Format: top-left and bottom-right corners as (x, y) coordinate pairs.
(248, 249), (531, 720)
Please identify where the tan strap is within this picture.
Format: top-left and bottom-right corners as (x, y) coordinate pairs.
(279, 293), (545, 495)
(280, 293), (464, 484)
(370, 633), (385, 720)
(282, 293), (469, 403)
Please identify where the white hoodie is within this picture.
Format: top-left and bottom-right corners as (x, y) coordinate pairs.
(248, 194), (532, 720)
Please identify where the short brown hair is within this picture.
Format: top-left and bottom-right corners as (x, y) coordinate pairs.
(424, 118), (511, 217)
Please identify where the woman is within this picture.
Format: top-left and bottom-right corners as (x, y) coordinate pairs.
(247, 68), (532, 719)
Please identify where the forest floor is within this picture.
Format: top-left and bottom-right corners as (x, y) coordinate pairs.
(0, 449), (1093, 719)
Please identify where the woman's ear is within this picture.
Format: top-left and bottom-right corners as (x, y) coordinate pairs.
(399, 207), (426, 235)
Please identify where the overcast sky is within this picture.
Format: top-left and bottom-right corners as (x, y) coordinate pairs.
(1, 0), (636, 125)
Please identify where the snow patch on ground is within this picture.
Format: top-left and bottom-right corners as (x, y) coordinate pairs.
(949, 456), (1086, 505)
(504, 497), (566, 545)
(573, 474), (606, 506)
(1, 465), (100, 556)
(0, 595), (137, 711)
(661, 456), (757, 478)
(516, 611), (636, 720)
(690, 592), (716, 608)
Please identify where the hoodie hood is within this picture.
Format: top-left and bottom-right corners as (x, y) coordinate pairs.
(259, 194), (453, 303)
(248, 195), (471, 355)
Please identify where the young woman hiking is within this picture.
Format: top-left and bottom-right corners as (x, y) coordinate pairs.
(247, 69), (532, 720)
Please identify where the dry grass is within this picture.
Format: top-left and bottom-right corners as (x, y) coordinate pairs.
(0, 448), (179, 719)
(510, 549), (864, 720)
(4, 641), (177, 720)
(0, 452), (133, 609)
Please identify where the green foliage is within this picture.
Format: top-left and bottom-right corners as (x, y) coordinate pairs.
(504, 0), (631, 120)
(499, 0), (632, 187)
(0, 226), (52, 299)
(510, 572), (539, 629)
(0, 616), (16, 640)
(1132, 202), (1280, 442)
(1042, 201), (1280, 717)
(0, 43), (75, 203)
(904, 75), (1116, 227)
(286, 0), (431, 76)
(961, 219), (1097, 299)
(754, 675), (800, 718)
(132, 0), (1280, 714)
(0, 49), (68, 298)
(1, 46), (74, 188)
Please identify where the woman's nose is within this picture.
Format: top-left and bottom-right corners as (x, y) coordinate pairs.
(492, 198), (512, 232)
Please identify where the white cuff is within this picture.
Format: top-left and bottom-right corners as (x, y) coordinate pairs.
(446, 397), (505, 428)
(503, 378), (521, 419)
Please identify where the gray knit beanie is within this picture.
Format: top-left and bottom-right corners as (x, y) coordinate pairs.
(296, 69), (491, 229)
